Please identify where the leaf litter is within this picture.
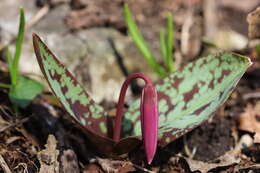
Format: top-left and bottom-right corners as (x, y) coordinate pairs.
(239, 101), (260, 143)
(0, 0), (260, 172)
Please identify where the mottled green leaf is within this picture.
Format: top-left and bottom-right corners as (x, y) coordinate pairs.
(123, 53), (251, 146)
(32, 33), (251, 155)
(32, 34), (109, 138)
(9, 75), (44, 108)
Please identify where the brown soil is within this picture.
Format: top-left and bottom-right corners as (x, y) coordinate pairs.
(1, 0), (260, 172)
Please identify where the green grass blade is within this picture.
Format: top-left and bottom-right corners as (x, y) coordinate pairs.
(256, 43), (260, 59)
(124, 3), (166, 78)
(0, 83), (11, 88)
(166, 13), (174, 72)
(6, 47), (14, 83)
(159, 29), (167, 64)
(12, 8), (25, 85)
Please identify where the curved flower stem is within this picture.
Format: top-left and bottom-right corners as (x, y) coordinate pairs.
(113, 73), (153, 142)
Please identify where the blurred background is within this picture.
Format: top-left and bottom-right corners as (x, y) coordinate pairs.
(1, 0), (259, 102)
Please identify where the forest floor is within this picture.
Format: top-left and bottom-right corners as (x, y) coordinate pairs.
(0, 0), (260, 172)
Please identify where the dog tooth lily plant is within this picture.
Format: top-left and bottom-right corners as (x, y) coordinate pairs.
(113, 73), (158, 164)
(32, 33), (251, 164)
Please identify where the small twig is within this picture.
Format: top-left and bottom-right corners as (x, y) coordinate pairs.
(108, 38), (129, 77)
(0, 5), (50, 52)
(183, 135), (191, 156)
(132, 164), (156, 173)
(239, 164), (260, 170)
(108, 38), (142, 95)
(0, 154), (12, 173)
(14, 163), (29, 173)
(0, 117), (29, 133)
(183, 135), (196, 159)
(242, 92), (260, 100)
(0, 105), (13, 119)
(26, 5), (50, 30)
(180, 10), (194, 56)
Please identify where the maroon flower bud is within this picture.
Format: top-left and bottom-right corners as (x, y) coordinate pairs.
(113, 73), (158, 164)
(141, 83), (158, 164)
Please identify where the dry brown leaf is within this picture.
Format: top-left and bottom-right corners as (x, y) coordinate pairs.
(239, 102), (260, 143)
(178, 150), (240, 173)
(38, 135), (59, 173)
(94, 158), (136, 173)
(171, 134), (255, 173)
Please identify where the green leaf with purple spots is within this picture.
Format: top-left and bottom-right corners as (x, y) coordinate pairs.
(123, 53), (251, 146)
(33, 34), (144, 155)
(33, 33), (251, 155)
(32, 34), (109, 138)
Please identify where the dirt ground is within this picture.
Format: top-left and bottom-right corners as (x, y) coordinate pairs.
(0, 0), (260, 172)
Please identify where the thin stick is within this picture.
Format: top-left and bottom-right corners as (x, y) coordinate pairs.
(0, 5), (50, 52)
(25, 5), (50, 29)
(0, 117), (29, 133)
(243, 92), (260, 100)
(0, 154), (12, 173)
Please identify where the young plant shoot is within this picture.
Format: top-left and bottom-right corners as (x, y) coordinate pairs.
(33, 33), (251, 164)
(0, 8), (43, 108)
(124, 4), (175, 78)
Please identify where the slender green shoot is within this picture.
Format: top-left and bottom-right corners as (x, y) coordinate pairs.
(165, 13), (174, 72)
(256, 43), (260, 59)
(159, 29), (167, 63)
(124, 3), (166, 78)
(0, 83), (11, 88)
(124, 4), (176, 78)
(12, 8), (25, 85)
(0, 8), (43, 109)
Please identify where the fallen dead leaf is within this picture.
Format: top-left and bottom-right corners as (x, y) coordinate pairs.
(5, 136), (23, 145)
(239, 102), (260, 143)
(93, 158), (136, 173)
(176, 150), (240, 173)
(171, 134), (255, 173)
(37, 135), (59, 173)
